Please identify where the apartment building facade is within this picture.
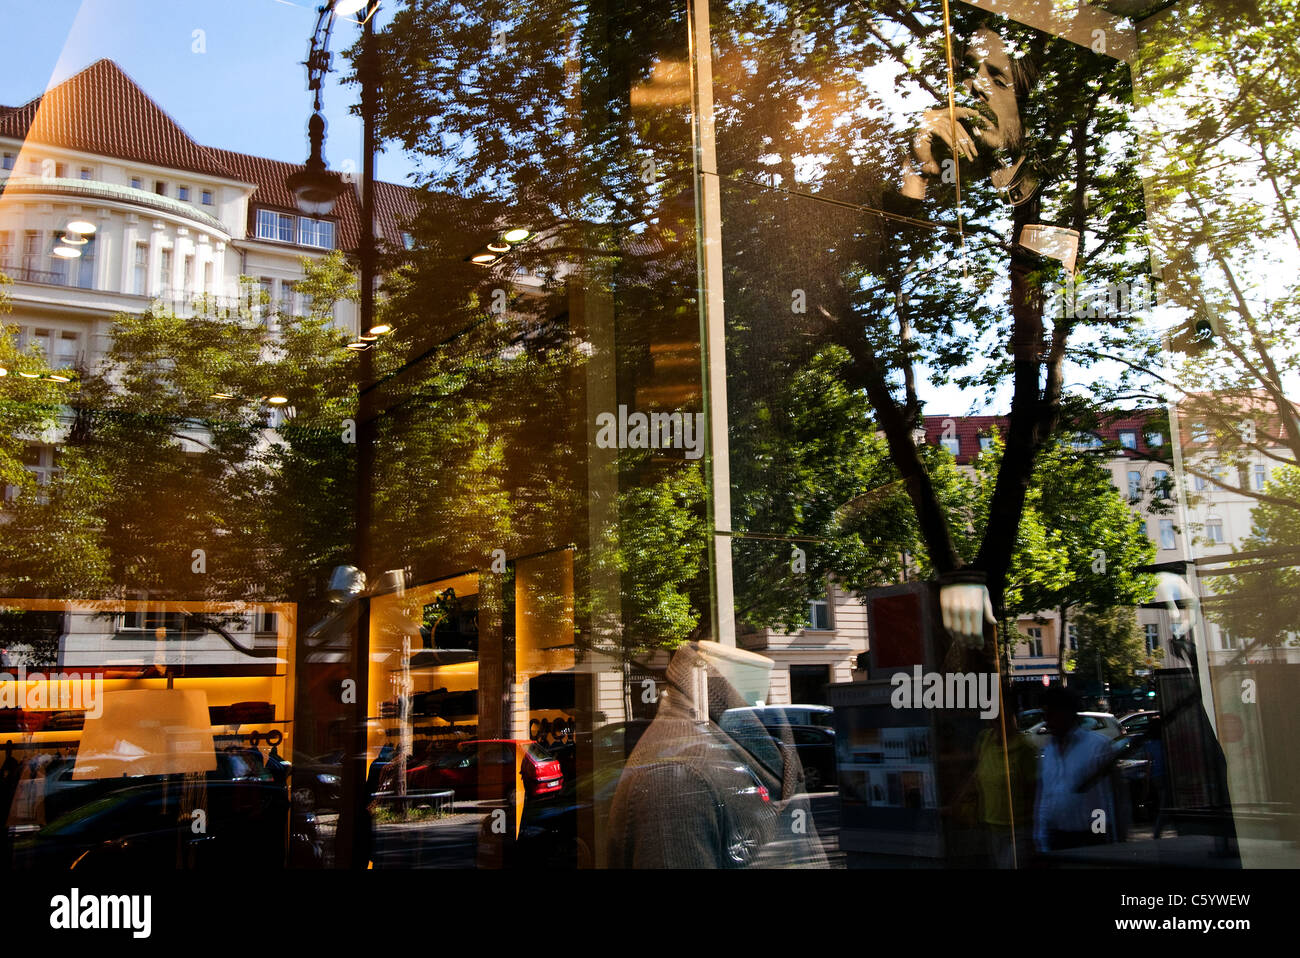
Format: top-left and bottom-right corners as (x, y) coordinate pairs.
(0, 59), (415, 396)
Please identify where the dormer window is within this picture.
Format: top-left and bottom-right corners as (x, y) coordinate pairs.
(298, 216), (335, 249)
(255, 208), (334, 249)
(257, 209), (296, 243)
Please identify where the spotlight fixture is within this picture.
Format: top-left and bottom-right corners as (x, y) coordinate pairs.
(52, 245), (81, 259)
(501, 228), (531, 243)
(66, 220), (96, 235)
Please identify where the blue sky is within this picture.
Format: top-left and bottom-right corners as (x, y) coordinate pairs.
(0, 0), (420, 186)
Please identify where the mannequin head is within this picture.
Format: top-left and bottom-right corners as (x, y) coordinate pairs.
(693, 642), (774, 708)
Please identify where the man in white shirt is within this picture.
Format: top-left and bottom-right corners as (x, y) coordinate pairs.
(1033, 686), (1116, 854)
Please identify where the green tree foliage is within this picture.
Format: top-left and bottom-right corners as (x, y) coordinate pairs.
(1068, 605), (1151, 689)
(1208, 464), (1300, 653)
(1134, 0), (1300, 510)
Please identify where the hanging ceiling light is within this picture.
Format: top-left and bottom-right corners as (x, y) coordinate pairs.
(471, 252), (498, 265)
(52, 245), (81, 259)
(345, 341), (371, 351)
(66, 220), (96, 235)
(60, 231), (88, 246)
(367, 323), (392, 336)
(486, 240), (511, 253)
(267, 395), (290, 405)
(501, 228), (531, 244)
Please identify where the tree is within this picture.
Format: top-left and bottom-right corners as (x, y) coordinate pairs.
(1069, 606), (1151, 692)
(362, 1), (1156, 671)
(994, 434), (1155, 675)
(1207, 464), (1300, 655)
(1126, 0), (1300, 514)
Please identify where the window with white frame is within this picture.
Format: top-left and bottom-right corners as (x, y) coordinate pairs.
(979, 436), (995, 453)
(1146, 431), (1164, 447)
(1, 152), (14, 170)
(1159, 519), (1176, 550)
(201, 190), (213, 206)
(1119, 430), (1137, 450)
(1254, 465), (1266, 491)
(0, 230), (11, 268)
(940, 436), (960, 457)
(1127, 470), (1142, 501)
(130, 176), (143, 190)
(1154, 468), (1170, 499)
(159, 248), (172, 293)
(76, 233), (96, 289)
(279, 280), (297, 316)
(133, 243), (148, 295)
(47, 231), (68, 284)
(178, 186), (190, 202)
(1205, 517), (1225, 544)
(298, 216), (335, 249)
(1026, 627), (1044, 658)
(79, 166), (92, 180)
(1145, 623), (1159, 653)
(22, 230), (40, 274)
(256, 209), (294, 243)
(807, 594), (831, 631)
(1192, 422), (1209, 443)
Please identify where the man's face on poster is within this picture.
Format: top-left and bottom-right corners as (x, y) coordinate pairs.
(963, 26), (1023, 156)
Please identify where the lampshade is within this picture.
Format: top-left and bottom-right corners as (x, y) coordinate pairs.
(73, 688), (217, 779)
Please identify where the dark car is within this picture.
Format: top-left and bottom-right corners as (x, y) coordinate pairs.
(12, 778), (314, 870)
(717, 712), (838, 792)
(1119, 710), (1159, 737)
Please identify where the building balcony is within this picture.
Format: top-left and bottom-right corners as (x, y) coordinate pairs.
(0, 174), (229, 237)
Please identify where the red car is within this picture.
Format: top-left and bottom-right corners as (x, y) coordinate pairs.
(398, 740), (562, 800)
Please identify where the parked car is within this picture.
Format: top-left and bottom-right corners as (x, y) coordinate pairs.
(380, 739), (562, 801)
(1118, 710), (1159, 737)
(722, 704), (834, 730)
(1024, 712), (1124, 755)
(13, 778), (318, 870)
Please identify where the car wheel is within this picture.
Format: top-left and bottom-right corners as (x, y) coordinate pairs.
(724, 822), (762, 867)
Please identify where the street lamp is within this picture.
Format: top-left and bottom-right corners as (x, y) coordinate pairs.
(291, 0), (382, 872)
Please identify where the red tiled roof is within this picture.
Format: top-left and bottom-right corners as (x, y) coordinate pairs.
(921, 409), (1167, 463)
(206, 146), (364, 252)
(373, 179), (420, 249)
(922, 414), (1007, 464)
(0, 60), (227, 178)
(1, 59), (417, 254)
